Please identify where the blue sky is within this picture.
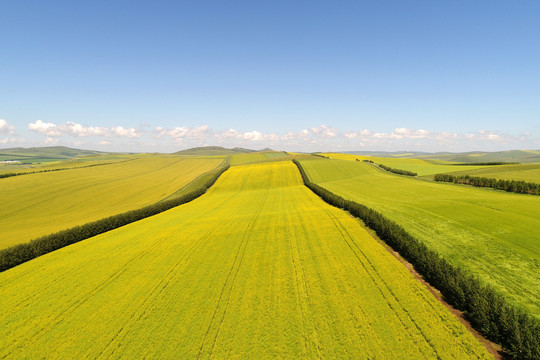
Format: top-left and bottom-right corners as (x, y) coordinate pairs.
(1, 1), (539, 152)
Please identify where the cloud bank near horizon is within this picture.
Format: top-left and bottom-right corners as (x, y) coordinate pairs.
(0, 118), (537, 152)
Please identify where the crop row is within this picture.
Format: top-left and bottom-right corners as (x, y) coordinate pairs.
(0, 161), (229, 272)
(293, 159), (540, 360)
(434, 173), (540, 195)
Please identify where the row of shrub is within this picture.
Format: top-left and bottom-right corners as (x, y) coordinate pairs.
(450, 162), (519, 166)
(293, 159), (539, 360)
(360, 159), (374, 163)
(377, 163), (417, 176)
(434, 174), (540, 195)
(0, 162), (230, 273)
(0, 159), (135, 179)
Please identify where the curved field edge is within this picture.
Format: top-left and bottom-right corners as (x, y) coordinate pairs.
(436, 163), (540, 183)
(0, 161), (230, 272)
(0, 156), (224, 248)
(295, 159), (540, 359)
(299, 158), (540, 316)
(0, 161), (489, 359)
(319, 152), (502, 176)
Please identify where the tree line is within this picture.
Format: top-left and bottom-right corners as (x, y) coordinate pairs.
(0, 158), (136, 180)
(293, 159), (540, 360)
(377, 163), (417, 176)
(450, 162), (519, 166)
(434, 174), (540, 195)
(0, 162), (230, 273)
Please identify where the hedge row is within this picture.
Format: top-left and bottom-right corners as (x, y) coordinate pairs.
(450, 162), (519, 166)
(377, 163), (417, 176)
(293, 159), (539, 360)
(0, 162), (230, 273)
(434, 174), (540, 195)
(0, 159), (135, 179)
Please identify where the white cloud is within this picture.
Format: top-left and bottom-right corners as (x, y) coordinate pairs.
(155, 125), (210, 144)
(17, 120), (538, 152)
(0, 137), (25, 145)
(28, 120), (142, 138)
(310, 125), (338, 138)
(44, 137), (59, 145)
(0, 119), (16, 135)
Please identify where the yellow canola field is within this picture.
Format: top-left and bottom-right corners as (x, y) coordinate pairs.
(0, 156), (223, 249)
(0, 161), (490, 359)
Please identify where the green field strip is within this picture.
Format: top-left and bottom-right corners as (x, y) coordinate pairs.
(0, 156), (223, 249)
(300, 158), (540, 318)
(0, 161), (490, 359)
(437, 163), (540, 183)
(320, 152), (498, 176)
(230, 151), (290, 165)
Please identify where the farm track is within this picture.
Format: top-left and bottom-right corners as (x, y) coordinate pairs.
(0, 161), (490, 359)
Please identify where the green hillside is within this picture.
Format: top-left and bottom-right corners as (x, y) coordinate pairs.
(174, 146), (256, 156)
(343, 150), (540, 164)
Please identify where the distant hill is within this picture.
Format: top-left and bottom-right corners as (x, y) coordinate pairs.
(0, 146), (107, 162)
(342, 150), (540, 164)
(174, 146), (258, 156)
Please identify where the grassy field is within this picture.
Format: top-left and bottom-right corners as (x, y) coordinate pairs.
(0, 146), (111, 165)
(0, 155), (135, 175)
(344, 150), (540, 164)
(320, 152), (498, 176)
(300, 158), (540, 318)
(0, 155), (223, 249)
(0, 161), (490, 359)
(438, 163), (540, 182)
(230, 151), (290, 165)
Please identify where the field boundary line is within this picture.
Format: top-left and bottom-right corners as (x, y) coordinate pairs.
(292, 159), (540, 360)
(0, 160), (230, 273)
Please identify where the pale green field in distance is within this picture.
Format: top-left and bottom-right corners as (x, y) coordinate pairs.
(0, 154), (136, 174)
(439, 163), (540, 183)
(0, 161), (490, 359)
(0, 155), (223, 249)
(230, 151), (290, 165)
(320, 152), (500, 176)
(300, 158), (540, 318)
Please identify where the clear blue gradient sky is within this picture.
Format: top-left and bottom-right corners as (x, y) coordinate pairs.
(1, 1), (539, 152)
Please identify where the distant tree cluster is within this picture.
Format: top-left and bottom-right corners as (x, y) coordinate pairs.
(293, 159), (540, 360)
(434, 174), (540, 195)
(0, 162), (230, 273)
(312, 154), (328, 158)
(361, 159), (374, 163)
(450, 162), (520, 166)
(377, 163), (417, 176)
(0, 172), (17, 179)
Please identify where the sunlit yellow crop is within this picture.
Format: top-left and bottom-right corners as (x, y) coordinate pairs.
(0, 161), (490, 359)
(301, 157), (540, 318)
(0, 155), (223, 249)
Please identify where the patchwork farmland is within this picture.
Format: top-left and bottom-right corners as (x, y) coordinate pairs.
(0, 159), (490, 359)
(0, 148), (538, 359)
(0, 155), (223, 249)
(299, 157), (540, 318)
